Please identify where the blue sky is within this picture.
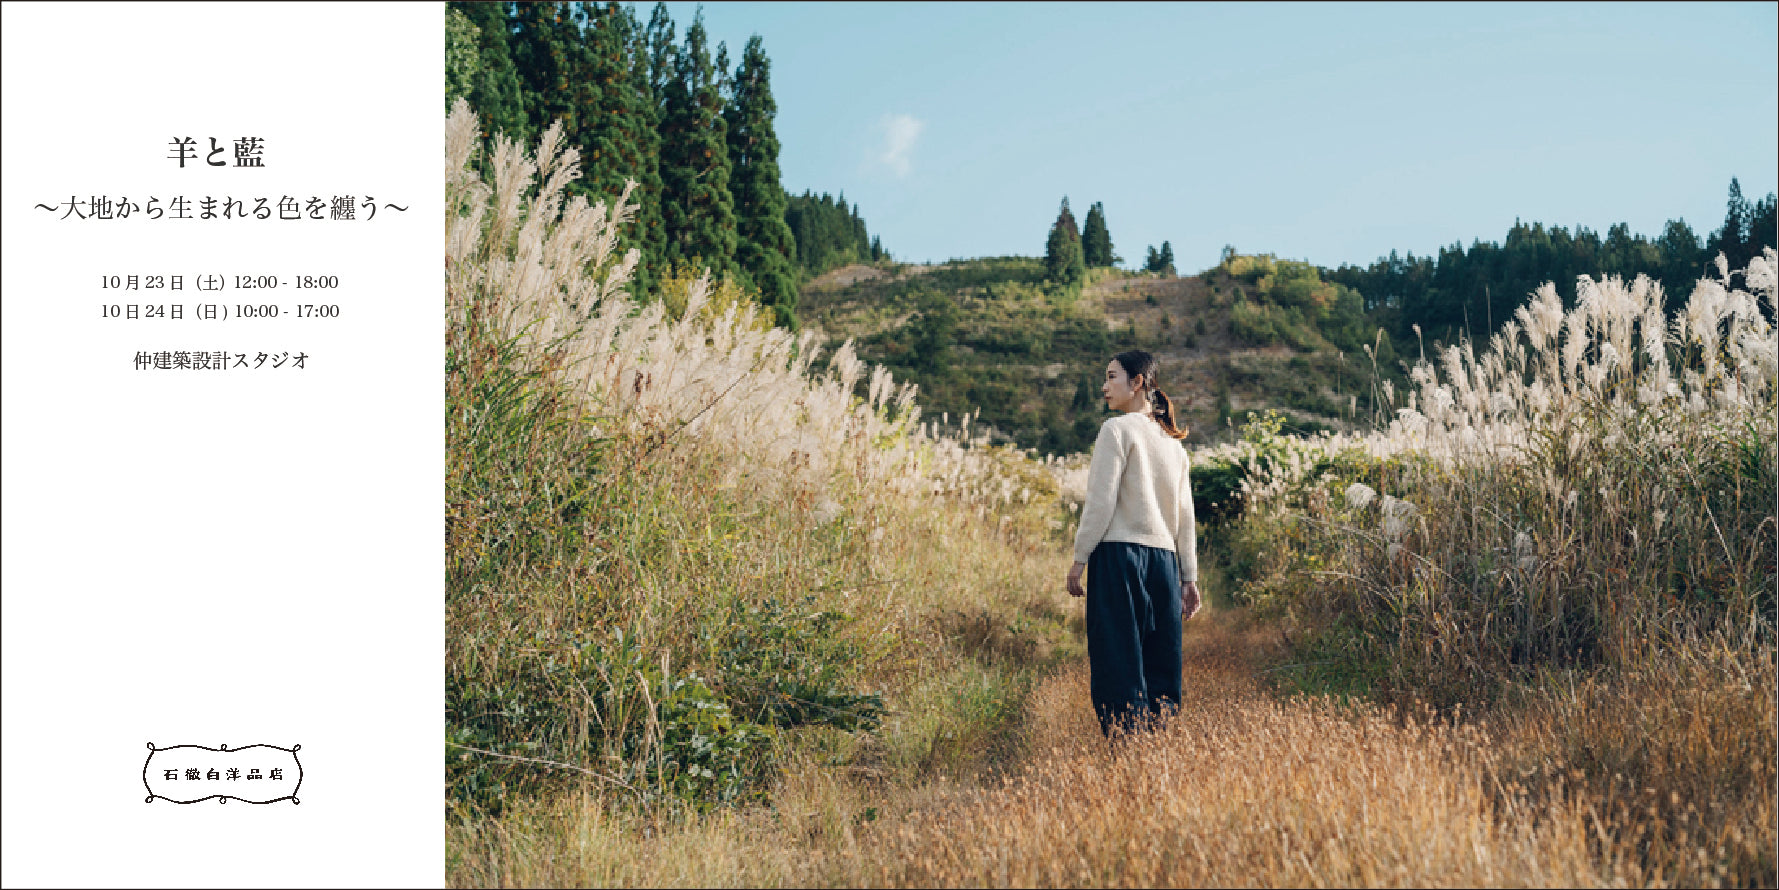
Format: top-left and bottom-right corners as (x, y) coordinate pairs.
(660, 2), (1777, 274)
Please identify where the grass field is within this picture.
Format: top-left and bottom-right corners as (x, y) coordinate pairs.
(445, 104), (1776, 888)
(450, 609), (1773, 887)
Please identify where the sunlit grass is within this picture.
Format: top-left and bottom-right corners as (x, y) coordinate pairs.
(444, 102), (1775, 887)
(450, 613), (1774, 887)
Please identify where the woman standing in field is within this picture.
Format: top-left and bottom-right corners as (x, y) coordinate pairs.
(1066, 349), (1200, 738)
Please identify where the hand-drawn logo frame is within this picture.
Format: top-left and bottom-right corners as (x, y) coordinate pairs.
(143, 742), (303, 805)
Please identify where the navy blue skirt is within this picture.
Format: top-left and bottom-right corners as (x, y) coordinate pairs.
(1085, 540), (1183, 737)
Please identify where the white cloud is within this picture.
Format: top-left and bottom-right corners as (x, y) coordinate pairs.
(875, 113), (924, 178)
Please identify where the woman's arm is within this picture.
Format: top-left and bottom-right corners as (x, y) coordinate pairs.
(1177, 452), (1201, 619)
(1071, 420), (1126, 565)
(1175, 451), (1198, 586)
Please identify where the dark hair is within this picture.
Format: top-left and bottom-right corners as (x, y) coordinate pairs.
(1112, 349), (1188, 440)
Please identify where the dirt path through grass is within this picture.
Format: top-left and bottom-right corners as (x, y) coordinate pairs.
(449, 611), (1770, 887)
(835, 613), (1698, 888)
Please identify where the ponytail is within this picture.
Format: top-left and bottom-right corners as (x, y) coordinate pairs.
(1148, 387), (1189, 440)
(1113, 348), (1189, 440)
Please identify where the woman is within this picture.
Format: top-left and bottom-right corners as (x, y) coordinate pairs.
(1065, 349), (1200, 738)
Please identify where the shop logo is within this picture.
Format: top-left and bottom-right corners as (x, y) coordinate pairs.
(143, 742), (303, 805)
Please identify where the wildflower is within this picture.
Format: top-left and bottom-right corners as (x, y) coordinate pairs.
(1513, 532), (1535, 572)
(1344, 482), (1376, 510)
(813, 498), (842, 527)
(1381, 495), (1417, 541)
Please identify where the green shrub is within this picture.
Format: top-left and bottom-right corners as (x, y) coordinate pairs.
(1191, 460), (1246, 524)
(699, 596), (885, 732)
(1230, 297), (1277, 346)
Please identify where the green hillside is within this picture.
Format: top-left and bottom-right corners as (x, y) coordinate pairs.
(801, 255), (1392, 456)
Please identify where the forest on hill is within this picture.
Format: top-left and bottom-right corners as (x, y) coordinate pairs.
(446, 0), (884, 329)
(1328, 178), (1777, 347)
(806, 181), (1776, 458)
(801, 252), (1378, 457)
(446, 2), (1774, 459)
(800, 182), (1771, 459)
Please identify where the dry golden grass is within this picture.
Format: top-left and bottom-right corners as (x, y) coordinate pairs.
(447, 611), (1774, 888)
(444, 105), (1773, 888)
(854, 620), (1770, 888)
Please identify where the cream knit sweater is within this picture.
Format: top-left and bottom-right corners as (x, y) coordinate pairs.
(1071, 410), (1198, 583)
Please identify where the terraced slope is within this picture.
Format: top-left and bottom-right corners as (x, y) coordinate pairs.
(800, 259), (1366, 456)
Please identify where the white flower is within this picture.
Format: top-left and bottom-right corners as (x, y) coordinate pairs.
(1344, 482), (1377, 510)
(1513, 532), (1535, 572)
(1381, 495), (1417, 541)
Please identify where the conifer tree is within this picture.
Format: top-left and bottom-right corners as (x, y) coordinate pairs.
(714, 40), (731, 99)
(785, 190), (880, 277)
(1157, 240), (1176, 277)
(451, 1), (528, 146)
(511, 2), (609, 206)
(579, 4), (638, 202)
(1707, 177), (1752, 274)
(725, 34), (799, 327)
(657, 11), (738, 280)
(622, 3), (667, 296)
(646, 3), (677, 112)
(1750, 192), (1778, 267)
(851, 203), (869, 254)
(1082, 201), (1115, 267)
(571, 2), (663, 297)
(1655, 219), (1702, 312)
(445, 7), (481, 110)
(510, 2), (577, 140)
(1045, 197), (1085, 284)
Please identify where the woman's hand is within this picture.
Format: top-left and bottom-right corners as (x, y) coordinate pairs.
(1182, 581), (1202, 620)
(1066, 561), (1087, 598)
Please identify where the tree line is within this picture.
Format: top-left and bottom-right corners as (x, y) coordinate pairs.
(786, 190), (886, 276)
(447, 1), (886, 329)
(1034, 178), (1775, 351)
(1326, 178), (1778, 345)
(1043, 198), (1124, 284)
(1041, 197), (1182, 282)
